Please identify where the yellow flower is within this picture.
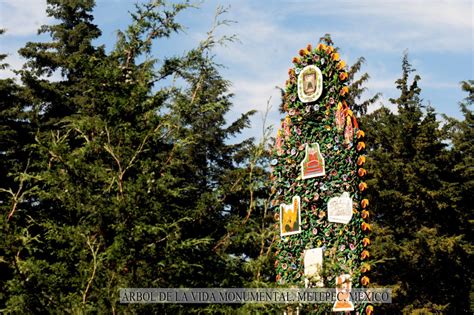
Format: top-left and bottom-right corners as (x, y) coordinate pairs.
(332, 52), (340, 61)
(361, 198), (369, 208)
(361, 250), (370, 260)
(340, 86), (349, 96)
(325, 45), (334, 54)
(307, 43), (313, 52)
(299, 48), (308, 56)
(358, 168), (367, 177)
(366, 305), (374, 315)
(359, 182), (368, 191)
(361, 276), (370, 285)
(361, 263), (371, 273)
(339, 71), (348, 81)
(292, 57), (301, 64)
(357, 130), (365, 139)
(361, 210), (370, 219)
(337, 60), (346, 70)
(362, 222), (372, 232)
(357, 155), (366, 166)
(362, 237), (371, 247)
(317, 43), (327, 51)
(357, 141), (366, 151)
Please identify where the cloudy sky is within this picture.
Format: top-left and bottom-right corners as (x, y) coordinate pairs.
(0, 0), (472, 140)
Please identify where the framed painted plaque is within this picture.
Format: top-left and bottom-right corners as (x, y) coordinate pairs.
(328, 192), (353, 224)
(297, 65), (323, 103)
(332, 274), (354, 312)
(280, 196), (302, 236)
(304, 247), (324, 288)
(300, 143), (325, 179)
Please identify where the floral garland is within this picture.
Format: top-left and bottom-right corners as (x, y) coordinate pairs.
(271, 42), (373, 314)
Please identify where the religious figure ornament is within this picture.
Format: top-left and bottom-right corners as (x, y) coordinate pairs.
(297, 65), (323, 102)
(270, 39), (373, 314)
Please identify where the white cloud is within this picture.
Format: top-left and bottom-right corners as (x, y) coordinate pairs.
(286, 0), (473, 52)
(0, 0), (50, 36)
(0, 51), (24, 79)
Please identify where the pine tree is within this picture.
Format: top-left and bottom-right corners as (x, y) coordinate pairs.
(0, 29), (34, 311)
(365, 55), (472, 313)
(1, 1), (268, 313)
(450, 81), (474, 237)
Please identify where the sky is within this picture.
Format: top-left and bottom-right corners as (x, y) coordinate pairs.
(0, 0), (473, 141)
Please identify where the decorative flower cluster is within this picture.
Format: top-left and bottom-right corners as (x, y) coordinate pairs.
(271, 42), (373, 314)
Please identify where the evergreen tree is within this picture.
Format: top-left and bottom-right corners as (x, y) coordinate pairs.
(0, 29), (35, 310)
(365, 55), (472, 313)
(450, 80), (474, 238)
(0, 1), (266, 313)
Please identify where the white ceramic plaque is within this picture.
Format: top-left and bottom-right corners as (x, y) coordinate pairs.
(304, 247), (324, 288)
(327, 192), (353, 224)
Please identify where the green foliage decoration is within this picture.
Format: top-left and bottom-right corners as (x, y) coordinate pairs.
(271, 40), (372, 314)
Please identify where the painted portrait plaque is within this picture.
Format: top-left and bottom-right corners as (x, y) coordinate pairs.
(280, 196), (302, 236)
(297, 65), (323, 103)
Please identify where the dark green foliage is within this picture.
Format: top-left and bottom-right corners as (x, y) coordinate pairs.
(0, 1), (270, 313)
(364, 55), (473, 314)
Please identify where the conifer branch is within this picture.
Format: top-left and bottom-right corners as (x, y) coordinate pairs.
(82, 235), (100, 304)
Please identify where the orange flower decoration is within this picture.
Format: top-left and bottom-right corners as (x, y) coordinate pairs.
(299, 48), (309, 56)
(358, 168), (367, 177)
(361, 250), (370, 259)
(288, 68), (295, 77)
(361, 199), (369, 208)
(361, 263), (371, 273)
(363, 237), (371, 247)
(337, 60), (346, 70)
(366, 305), (374, 315)
(325, 46), (334, 54)
(361, 210), (370, 219)
(332, 52), (340, 61)
(340, 86), (349, 96)
(362, 222), (372, 232)
(357, 142), (366, 151)
(357, 156), (366, 166)
(357, 130), (365, 139)
(317, 43), (327, 51)
(292, 57), (301, 64)
(359, 182), (368, 191)
(307, 44), (312, 52)
(361, 276), (370, 285)
(339, 71), (348, 81)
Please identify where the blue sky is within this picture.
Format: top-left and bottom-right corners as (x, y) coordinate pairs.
(1, 0), (472, 140)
